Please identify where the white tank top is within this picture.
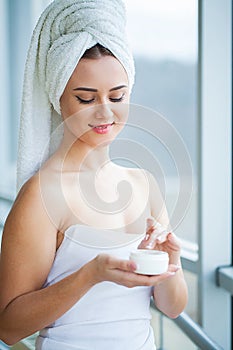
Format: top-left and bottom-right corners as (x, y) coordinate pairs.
(36, 224), (156, 350)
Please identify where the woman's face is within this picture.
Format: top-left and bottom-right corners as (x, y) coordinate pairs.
(60, 56), (130, 147)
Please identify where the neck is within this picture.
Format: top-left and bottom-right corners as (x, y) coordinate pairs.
(57, 134), (114, 173)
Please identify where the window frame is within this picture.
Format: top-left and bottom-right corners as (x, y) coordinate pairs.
(197, 0), (232, 348)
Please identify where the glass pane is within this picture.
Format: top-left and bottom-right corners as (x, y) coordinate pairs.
(151, 308), (199, 349)
(0, 0), (53, 191)
(125, 0), (198, 244)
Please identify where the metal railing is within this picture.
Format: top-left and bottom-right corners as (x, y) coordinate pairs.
(150, 300), (224, 350)
(216, 265), (233, 295)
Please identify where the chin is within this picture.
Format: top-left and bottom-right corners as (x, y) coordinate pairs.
(91, 137), (116, 148)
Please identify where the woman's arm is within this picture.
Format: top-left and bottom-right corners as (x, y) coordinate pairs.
(146, 171), (188, 318)
(0, 176), (97, 344)
(152, 235), (188, 319)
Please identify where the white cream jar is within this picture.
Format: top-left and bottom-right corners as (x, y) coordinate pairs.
(130, 249), (169, 275)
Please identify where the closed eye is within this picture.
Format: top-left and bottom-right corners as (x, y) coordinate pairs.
(110, 93), (125, 103)
(76, 96), (95, 104)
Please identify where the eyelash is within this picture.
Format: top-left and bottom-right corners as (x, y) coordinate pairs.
(76, 94), (125, 104)
(110, 94), (125, 103)
(76, 97), (94, 104)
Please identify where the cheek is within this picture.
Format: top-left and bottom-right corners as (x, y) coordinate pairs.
(63, 108), (94, 138)
(60, 93), (81, 118)
(60, 94), (81, 119)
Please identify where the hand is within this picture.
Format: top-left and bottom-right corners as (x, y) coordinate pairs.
(88, 253), (180, 288)
(138, 217), (181, 264)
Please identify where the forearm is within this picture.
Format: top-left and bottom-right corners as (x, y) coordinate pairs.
(0, 262), (95, 345)
(153, 258), (188, 319)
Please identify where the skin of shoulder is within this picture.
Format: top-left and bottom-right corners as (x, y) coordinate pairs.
(0, 174), (58, 313)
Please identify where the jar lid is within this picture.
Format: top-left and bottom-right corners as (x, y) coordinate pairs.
(130, 249), (168, 261)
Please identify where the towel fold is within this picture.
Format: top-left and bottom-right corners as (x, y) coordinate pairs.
(17, 0), (135, 191)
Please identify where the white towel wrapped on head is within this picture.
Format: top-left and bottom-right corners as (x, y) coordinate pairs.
(17, 0), (135, 191)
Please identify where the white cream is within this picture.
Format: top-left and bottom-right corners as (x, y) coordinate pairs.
(130, 249), (169, 275)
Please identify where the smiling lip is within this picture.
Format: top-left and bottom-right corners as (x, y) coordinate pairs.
(88, 122), (115, 134)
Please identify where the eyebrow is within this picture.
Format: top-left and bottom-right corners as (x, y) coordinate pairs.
(73, 85), (127, 92)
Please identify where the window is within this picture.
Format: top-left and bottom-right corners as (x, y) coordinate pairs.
(0, 0), (52, 194)
(124, 0), (198, 244)
(124, 0), (198, 334)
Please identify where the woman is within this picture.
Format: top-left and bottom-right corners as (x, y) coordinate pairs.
(0, 1), (187, 349)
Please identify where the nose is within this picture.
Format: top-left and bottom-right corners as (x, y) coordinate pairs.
(94, 103), (114, 120)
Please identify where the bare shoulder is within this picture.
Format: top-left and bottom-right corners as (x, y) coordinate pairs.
(15, 173), (43, 204)
(9, 173), (54, 227)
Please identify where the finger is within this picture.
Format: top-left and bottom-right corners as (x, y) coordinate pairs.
(110, 270), (153, 288)
(138, 232), (157, 249)
(168, 264), (181, 273)
(149, 265), (181, 283)
(134, 270), (178, 286)
(146, 216), (156, 230)
(114, 258), (137, 272)
(140, 218), (168, 249)
(145, 227), (168, 248)
(137, 217), (156, 249)
(140, 230), (164, 249)
(112, 266), (181, 288)
(167, 232), (181, 244)
(166, 233), (182, 252)
(100, 254), (137, 272)
(154, 231), (168, 244)
(137, 239), (149, 249)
